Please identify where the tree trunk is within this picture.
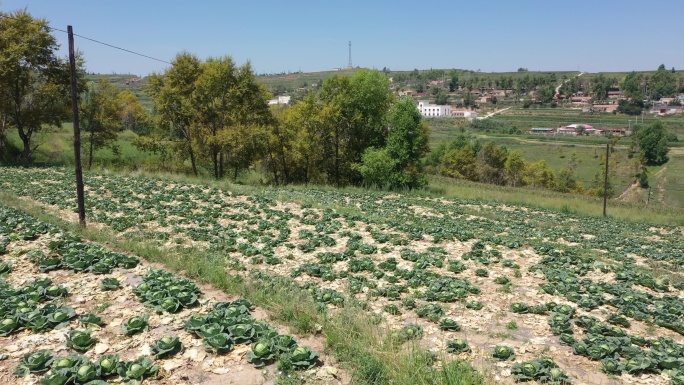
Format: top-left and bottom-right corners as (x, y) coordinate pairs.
(188, 144), (198, 176)
(17, 127), (32, 165)
(233, 164), (238, 180)
(212, 147), (219, 179)
(88, 134), (94, 170)
(219, 152), (224, 178)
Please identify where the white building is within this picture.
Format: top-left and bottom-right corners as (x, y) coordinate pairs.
(452, 110), (478, 121)
(417, 101), (451, 117)
(268, 95), (291, 105)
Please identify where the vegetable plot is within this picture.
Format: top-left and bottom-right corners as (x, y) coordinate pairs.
(3, 166), (684, 384)
(0, 206), (330, 384)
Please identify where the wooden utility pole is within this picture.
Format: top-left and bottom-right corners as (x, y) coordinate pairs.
(603, 143), (609, 217)
(68, 26), (86, 227)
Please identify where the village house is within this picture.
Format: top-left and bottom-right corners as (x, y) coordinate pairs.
(529, 127), (555, 134)
(451, 109), (478, 120)
(417, 101), (451, 117)
(651, 106), (682, 115)
(267, 95), (291, 105)
(592, 104), (619, 113)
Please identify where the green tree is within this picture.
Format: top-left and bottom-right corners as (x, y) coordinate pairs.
(620, 72), (643, 101)
(434, 90), (449, 105)
(448, 70), (459, 92)
(635, 121), (669, 165)
(590, 73), (611, 101)
(116, 90), (147, 134)
(0, 9), (75, 163)
(80, 79), (123, 169)
(319, 69), (393, 186)
(146, 52), (202, 175)
(440, 145), (478, 180)
(524, 160), (556, 189)
(477, 142), (508, 184)
(651, 64), (676, 99)
(383, 97), (430, 188)
(504, 150), (527, 187)
(358, 147), (396, 189)
(193, 57), (271, 179)
(536, 85), (554, 104)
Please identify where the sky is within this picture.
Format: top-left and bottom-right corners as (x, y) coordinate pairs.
(1, 0), (682, 77)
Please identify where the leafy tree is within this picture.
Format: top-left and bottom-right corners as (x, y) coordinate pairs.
(448, 71), (459, 92)
(116, 90), (147, 134)
(620, 72), (643, 101)
(0, 9), (75, 163)
(651, 64), (676, 99)
(434, 90), (449, 105)
(193, 57), (271, 179)
(440, 145), (478, 180)
(524, 160), (556, 189)
(360, 97), (429, 189)
(536, 85), (554, 104)
(590, 73), (611, 101)
(477, 142), (508, 184)
(358, 147), (396, 188)
(146, 52), (202, 175)
(80, 79), (123, 169)
(318, 69), (393, 186)
(617, 99), (644, 115)
(504, 150), (527, 187)
(635, 121), (669, 165)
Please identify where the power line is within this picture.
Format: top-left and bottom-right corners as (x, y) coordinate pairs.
(0, 13), (171, 65)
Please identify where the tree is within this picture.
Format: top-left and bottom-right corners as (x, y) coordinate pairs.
(477, 142), (508, 184)
(440, 145), (478, 180)
(146, 52), (202, 175)
(116, 90), (147, 134)
(620, 72), (643, 101)
(381, 97), (430, 189)
(434, 90), (449, 105)
(80, 79), (123, 169)
(448, 70), (459, 92)
(319, 69), (393, 186)
(651, 64), (676, 99)
(192, 57), (271, 179)
(0, 9), (75, 163)
(635, 121), (669, 165)
(590, 73), (611, 101)
(504, 150), (527, 187)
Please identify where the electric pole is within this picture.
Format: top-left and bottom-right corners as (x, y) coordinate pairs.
(68, 26), (86, 227)
(603, 143), (609, 217)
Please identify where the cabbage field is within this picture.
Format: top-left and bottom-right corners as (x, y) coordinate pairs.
(0, 204), (334, 384)
(2, 166), (684, 385)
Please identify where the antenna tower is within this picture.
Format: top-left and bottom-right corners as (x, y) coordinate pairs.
(348, 41), (352, 68)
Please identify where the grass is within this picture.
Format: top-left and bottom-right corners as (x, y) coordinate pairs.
(0, 192), (487, 385)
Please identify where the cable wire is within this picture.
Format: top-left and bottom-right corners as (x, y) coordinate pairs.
(0, 13), (171, 65)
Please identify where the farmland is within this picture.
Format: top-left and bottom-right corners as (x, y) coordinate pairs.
(2, 166), (684, 384)
(0, 204), (337, 384)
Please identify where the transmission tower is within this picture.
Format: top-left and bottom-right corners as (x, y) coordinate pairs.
(348, 41), (352, 68)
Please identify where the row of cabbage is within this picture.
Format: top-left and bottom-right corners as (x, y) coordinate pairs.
(1, 206), (321, 384)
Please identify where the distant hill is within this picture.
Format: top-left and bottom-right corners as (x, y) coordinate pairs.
(85, 73), (152, 110)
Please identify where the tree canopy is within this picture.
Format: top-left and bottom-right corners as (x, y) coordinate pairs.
(0, 9), (76, 163)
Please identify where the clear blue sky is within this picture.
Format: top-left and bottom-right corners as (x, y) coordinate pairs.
(2, 0), (681, 76)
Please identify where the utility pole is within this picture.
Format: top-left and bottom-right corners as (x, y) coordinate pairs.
(68, 26), (86, 227)
(603, 143), (609, 217)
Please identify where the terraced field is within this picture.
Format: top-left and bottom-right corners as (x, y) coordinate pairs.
(2, 166), (684, 384)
